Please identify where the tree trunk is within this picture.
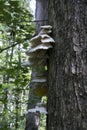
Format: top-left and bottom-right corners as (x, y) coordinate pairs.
(25, 0), (48, 130)
(25, 76), (41, 130)
(35, 0), (48, 33)
(47, 0), (87, 130)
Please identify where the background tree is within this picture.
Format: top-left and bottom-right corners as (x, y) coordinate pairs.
(47, 0), (87, 130)
(0, 0), (34, 129)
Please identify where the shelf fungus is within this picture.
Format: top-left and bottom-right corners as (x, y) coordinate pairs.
(25, 25), (55, 96)
(27, 102), (47, 114)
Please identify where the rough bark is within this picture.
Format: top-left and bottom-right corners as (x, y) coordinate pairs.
(25, 86), (41, 130)
(47, 0), (87, 130)
(25, 0), (48, 130)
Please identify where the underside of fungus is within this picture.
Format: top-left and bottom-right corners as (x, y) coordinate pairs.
(25, 25), (55, 96)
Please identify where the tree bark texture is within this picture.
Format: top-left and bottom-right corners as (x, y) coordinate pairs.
(25, 73), (41, 130)
(47, 0), (87, 130)
(25, 0), (48, 130)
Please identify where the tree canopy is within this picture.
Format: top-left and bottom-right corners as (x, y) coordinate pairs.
(0, 0), (35, 129)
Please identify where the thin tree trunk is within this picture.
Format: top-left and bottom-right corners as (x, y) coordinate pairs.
(47, 0), (87, 130)
(3, 50), (9, 111)
(15, 91), (19, 129)
(15, 44), (21, 129)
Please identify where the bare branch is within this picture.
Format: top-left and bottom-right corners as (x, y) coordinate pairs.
(28, 19), (48, 23)
(0, 43), (19, 53)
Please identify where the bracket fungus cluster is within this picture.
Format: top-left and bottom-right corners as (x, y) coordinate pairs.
(26, 25), (55, 96)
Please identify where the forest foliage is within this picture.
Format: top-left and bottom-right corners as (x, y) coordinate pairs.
(0, 0), (35, 129)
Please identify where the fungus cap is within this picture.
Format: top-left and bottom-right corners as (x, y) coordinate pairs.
(26, 43), (53, 53)
(41, 34), (55, 43)
(40, 25), (52, 29)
